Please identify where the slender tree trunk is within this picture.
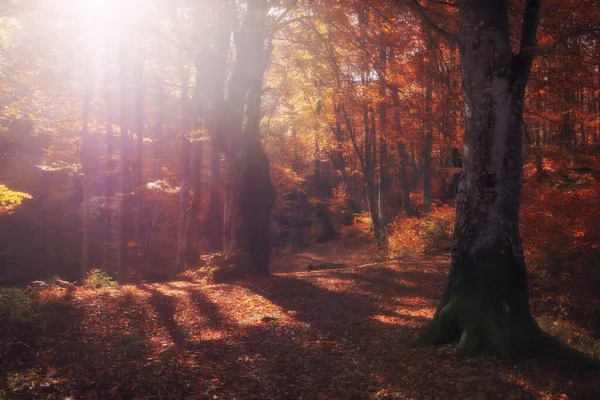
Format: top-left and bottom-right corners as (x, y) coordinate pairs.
(423, 71), (433, 214)
(411, 148), (419, 189)
(377, 35), (389, 247)
(206, 3), (233, 252)
(117, 34), (132, 284)
(417, 0), (543, 356)
(175, 49), (191, 273)
(102, 92), (115, 272)
(144, 76), (163, 274)
(314, 124), (336, 242)
(133, 57), (144, 265)
(176, 136), (191, 273)
(186, 139), (202, 264)
(81, 76), (92, 277)
(208, 144), (223, 251)
(391, 86), (413, 216)
(363, 104), (386, 248)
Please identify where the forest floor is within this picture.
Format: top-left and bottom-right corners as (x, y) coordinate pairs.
(3, 245), (600, 399)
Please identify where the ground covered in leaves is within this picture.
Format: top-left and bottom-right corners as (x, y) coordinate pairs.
(3, 249), (600, 399)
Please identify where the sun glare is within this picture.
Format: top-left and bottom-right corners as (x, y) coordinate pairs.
(73, 0), (128, 49)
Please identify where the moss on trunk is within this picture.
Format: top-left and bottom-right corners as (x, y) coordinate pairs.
(417, 243), (543, 357)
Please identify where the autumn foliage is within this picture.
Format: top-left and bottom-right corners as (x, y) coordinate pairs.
(1, 0), (600, 397)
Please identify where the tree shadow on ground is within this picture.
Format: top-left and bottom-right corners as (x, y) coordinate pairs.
(5, 260), (600, 399)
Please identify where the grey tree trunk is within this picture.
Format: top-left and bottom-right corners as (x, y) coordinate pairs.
(417, 0), (543, 356)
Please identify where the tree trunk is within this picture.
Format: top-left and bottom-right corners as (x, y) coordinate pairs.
(221, 0), (275, 279)
(223, 139), (275, 277)
(377, 36), (389, 246)
(144, 76), (163, 274)
(208, 143), (223, 251)
(363, 105), (386, 249)
(102, 89), (115, 272)
(423, 71), (433, 214)
(175, 51), (191, 273)
(117, 34), (132, 284)
(175, 136), (191, 273)
(186, 139), (202, 264)
(391, 86), (414, 216)
(133, 57), (144, 265)
(314, 123), (336, 242)
(206, 2), (232, 252)
(417, 0), (543, 356)
(81, 77), (92, 277)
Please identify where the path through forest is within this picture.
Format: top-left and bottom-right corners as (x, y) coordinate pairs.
(5, 249), (600, 399)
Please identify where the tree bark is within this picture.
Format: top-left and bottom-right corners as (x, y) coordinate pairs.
(81, 75), (92, 277)
(314, 117), (336, 243)
(102, 86), (115, 272)
(117, 33), (132, 284)
(391, 86), (414, 216)
(417, 0), (544, 356)
(133, 56), (144, 265)
(144, 75), (163, 274)
(221, 0), (275, 279)
(423, 68), (433, 214)
(176, 45), (191, 273)
(206, 2), (233, 253)
(186, 139), (202, 264)
(377, 35), (389, 246)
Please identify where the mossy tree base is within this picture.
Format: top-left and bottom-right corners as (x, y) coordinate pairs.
(415, 243), (544, 358)
(416, 294), (543, 358)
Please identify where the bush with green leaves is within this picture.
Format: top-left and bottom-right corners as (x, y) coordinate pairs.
(0, 287), (36, 356)
(83, 269), (118, 289)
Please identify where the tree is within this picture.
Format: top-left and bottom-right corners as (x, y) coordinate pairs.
(220, 0), (276, 279)
(117, 28), (133, 284)
(415, 0), (544, 356)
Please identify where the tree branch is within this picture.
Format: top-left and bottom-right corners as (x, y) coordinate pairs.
(519, 0), (542, 59)
(405, 0), (458, 45)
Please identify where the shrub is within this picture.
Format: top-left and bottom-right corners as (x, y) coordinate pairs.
(339, 211), (375, 243)
(83, 269), (118, 289)
(389, 204), (455, 257)
(0, 287), (36, 356)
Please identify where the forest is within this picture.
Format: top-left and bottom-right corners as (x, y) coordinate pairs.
(1, 0), (600, 398)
